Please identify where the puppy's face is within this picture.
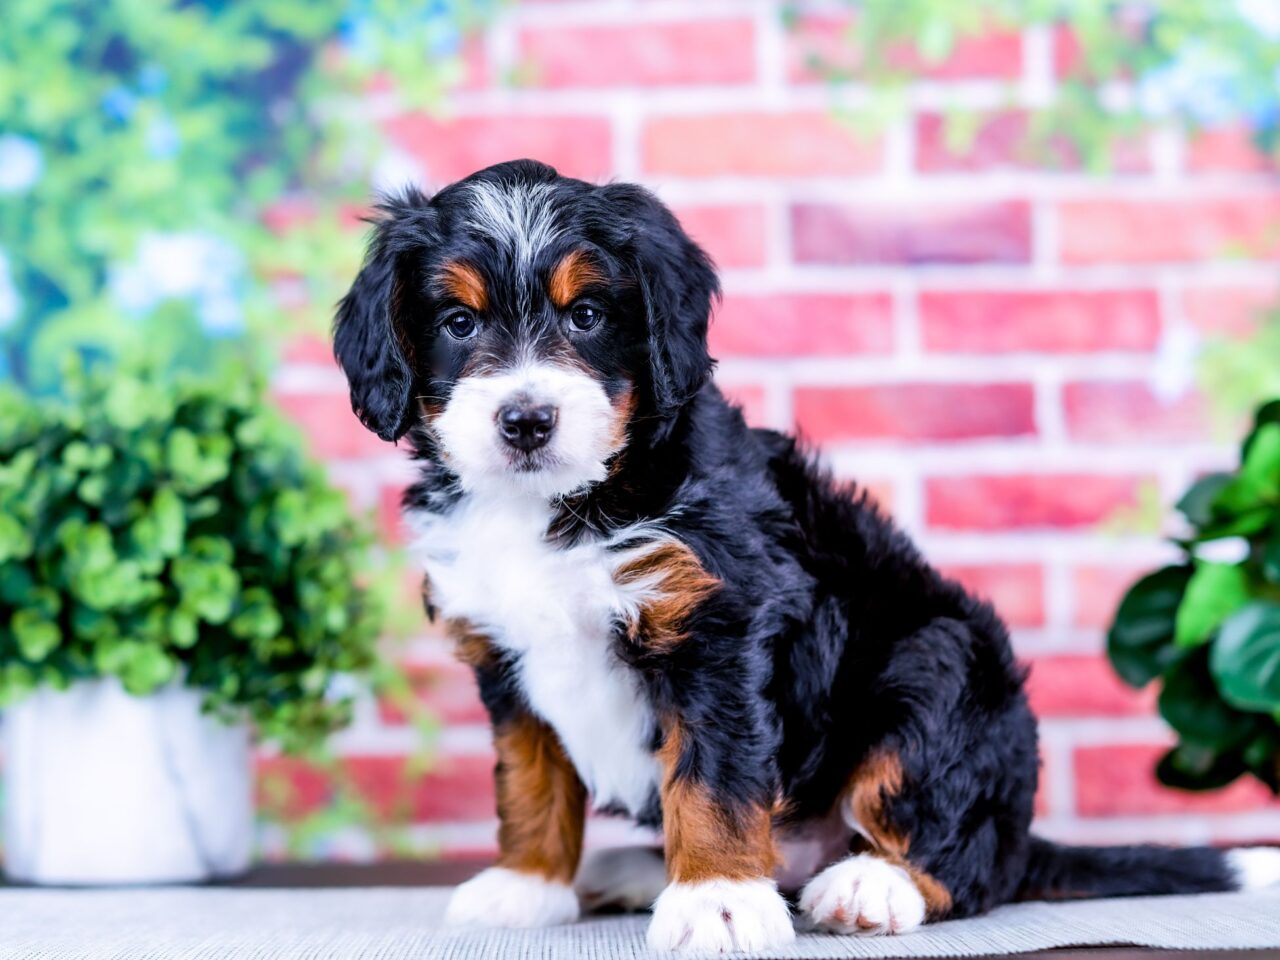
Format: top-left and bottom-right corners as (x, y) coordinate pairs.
(334, 161), (719, 500)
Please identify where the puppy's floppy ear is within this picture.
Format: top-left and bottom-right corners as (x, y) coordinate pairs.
(334, 188), (437, 442)
(600, 184), (719, 419)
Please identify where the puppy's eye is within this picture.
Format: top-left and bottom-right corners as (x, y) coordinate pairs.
(443, 313), (478, 340)
(569, 303), (605, 333)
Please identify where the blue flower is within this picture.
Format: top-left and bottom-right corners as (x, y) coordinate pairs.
(428, 24), (461, 57)
(101, 86), (137, 123)
(145, 116), (181, 159)
(0, 136), (42, 193)
(137, 63), (168, 94)
(1138, 46), (1245, 127)
(0, 248), (20, 330)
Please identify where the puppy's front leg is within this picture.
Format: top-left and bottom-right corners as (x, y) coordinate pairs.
(445, 712), (587, 928)
(647, 720), (795, 954)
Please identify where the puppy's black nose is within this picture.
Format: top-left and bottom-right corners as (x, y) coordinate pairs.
(498, 403), (557, 451)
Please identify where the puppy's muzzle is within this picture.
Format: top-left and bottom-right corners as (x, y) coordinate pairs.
(498, 401), (558, 452)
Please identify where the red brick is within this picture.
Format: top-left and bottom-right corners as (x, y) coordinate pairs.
(379, 484), (407, 545)
(1053, 22), (1142, 80)
(258, 754), (496, 823)
(1187, 126), (1276, 174)
(794, 383), (1035, 442)
(673, 204), (768, 269)
(787, 15), (1021, 82)
(925, 474), (1146, 531)
(860, 478), (895, 514)
(916, 112), (1147, 174)
(379, 660), (488, 726)
(1075, 743), (1277, 817)
(939, 563), (1045, 628)
(456, 34), (491, 92)
(520, 19), (755, 88)
(1059, 198), (1280, 264)
(1182, 284), (1278, 339)
(1052, 25), (1084, 78)
(1063, 381), (1210, 443)
(273, 390), (389, 460)
(1073, 565), (1149, 629)
(1035, 753), (1053, 817)
(920, 290), (1160, 354)
(720, 383), (768, 426)
(1025, 655), (1155, 718)
(263, 197), (317, 235)
(282, 335), (339, 366)
(642, 113), (882, 177)
(710, 293), (893, 357)
(792, 201), (1031, 265)
(386, 114), (612, 183)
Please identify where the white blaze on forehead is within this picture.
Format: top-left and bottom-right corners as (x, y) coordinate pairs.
(464, 179), (561, 268)
(433, 361), (619, 499)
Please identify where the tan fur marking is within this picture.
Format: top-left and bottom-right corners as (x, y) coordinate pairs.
(615, 541), (720, 650)
(905, 863), (954, 918)
(848, 750), (908, 858)
(657, 722), (779, 884)
(447, 618), (495, 669)
(493, 713), (588, 884)
(548, 249), (605, 308)
(438, 261), (488, 311)
(607, 385), (637, 455)
(846, 750), (953, 919)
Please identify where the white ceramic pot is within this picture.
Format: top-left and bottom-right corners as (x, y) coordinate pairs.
(2, 678), (254, 885)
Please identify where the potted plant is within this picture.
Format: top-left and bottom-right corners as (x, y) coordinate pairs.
(0, 360), (380, 884)
(1108, 400), (1280, 793)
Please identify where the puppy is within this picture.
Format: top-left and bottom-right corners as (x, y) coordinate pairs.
(334, 159), (1280, 954)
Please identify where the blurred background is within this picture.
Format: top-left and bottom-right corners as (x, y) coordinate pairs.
(3, 0), (1280, 871)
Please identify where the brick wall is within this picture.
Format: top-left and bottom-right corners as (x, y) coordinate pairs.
(266, 0), (1280, 859)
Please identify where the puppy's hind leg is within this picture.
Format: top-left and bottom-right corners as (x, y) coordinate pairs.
(575, 846), (667, 913)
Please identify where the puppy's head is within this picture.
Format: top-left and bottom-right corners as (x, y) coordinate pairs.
(334, 160), (718, 499)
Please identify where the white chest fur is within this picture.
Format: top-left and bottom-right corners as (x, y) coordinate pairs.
(408, 495), (662, 815)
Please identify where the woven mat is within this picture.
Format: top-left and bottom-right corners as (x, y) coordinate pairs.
(3, 886), (1279, 959)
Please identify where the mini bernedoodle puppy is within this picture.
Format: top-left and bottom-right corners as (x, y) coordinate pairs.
(335, 160), (1280, 954)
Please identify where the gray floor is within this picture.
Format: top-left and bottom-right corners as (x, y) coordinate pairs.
(1, 885), (1278, 959)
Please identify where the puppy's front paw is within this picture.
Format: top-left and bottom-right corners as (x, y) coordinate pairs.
(647, 878), (794, 954)
(445, 866), (579, 928)
(799, 854), (925, 936)
(576, 845), (667, 913)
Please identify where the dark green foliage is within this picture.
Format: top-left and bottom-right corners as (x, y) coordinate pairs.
(1108, 403), (1280, 792)
(0, 361), (381, 751)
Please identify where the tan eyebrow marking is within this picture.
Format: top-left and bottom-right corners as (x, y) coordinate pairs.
(548, 249), (606, 308)
(438, 261), (488, 311)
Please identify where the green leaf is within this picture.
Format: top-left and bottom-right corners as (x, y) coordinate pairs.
(12, 610), (61, 662)
(1107, 565), (1193, 687)
(1157, 652), (1255, 750)
(0, 512), (33, 563)
(1243, 421), (1280, 488)
(1175, 562), (1251, 648)
(1243, 400), (1280, 461)
(1155, 743), (1246, 792)
(1214, 423), (1280, 516)
(1210, 602), (1280, 713)
(96, 641), (178, 696)
(1242, 730), (1280, 791)
(1264, 536), (1280, 584)
(1176, 472), (1233, 528)
(170, 609), (199, 648)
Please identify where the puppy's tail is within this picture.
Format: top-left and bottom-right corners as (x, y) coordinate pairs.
(1018, 836), (1280, 901)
